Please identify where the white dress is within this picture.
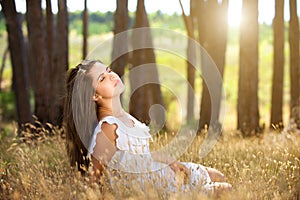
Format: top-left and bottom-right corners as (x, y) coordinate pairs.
(89, 113), (214, 195)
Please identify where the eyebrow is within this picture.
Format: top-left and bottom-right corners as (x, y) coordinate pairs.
(96, 67), (109, 81)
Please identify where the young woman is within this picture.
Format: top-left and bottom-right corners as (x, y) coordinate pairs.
(64, 59), (232, 196)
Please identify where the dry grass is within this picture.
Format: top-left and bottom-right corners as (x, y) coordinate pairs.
(0, 123), (299, 200)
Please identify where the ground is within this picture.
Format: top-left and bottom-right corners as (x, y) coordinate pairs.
(0, 121), (299, 199)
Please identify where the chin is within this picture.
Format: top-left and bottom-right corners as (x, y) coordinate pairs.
(119, 84), (125, 93)
(114, 85), (125, 96)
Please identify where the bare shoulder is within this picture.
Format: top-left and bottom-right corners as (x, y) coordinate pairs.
(100, 122), (118, 142)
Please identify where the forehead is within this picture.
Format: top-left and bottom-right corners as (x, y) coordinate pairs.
(89, 62), (107, 81)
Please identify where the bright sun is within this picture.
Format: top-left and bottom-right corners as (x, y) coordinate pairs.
(227, 0), (242, 27)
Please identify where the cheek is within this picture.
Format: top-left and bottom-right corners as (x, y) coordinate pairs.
(97, 82), (114, 96)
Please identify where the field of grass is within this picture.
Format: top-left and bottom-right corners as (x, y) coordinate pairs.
(0, 122), (299, 199)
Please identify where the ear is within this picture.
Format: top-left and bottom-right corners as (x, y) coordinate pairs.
(93, 94), (102, 101)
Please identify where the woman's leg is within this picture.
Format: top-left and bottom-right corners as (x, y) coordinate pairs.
(212, 182), (232, 193)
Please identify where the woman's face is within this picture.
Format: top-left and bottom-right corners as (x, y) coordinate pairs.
(89, 62), (125, 100)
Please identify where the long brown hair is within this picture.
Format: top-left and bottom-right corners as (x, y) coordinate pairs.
(64, 60), (99, 174)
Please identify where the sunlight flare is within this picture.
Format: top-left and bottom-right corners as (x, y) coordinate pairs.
(228, 0), (242, 27)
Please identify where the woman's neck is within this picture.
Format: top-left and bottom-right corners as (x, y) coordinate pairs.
(97, 97), (125, 120)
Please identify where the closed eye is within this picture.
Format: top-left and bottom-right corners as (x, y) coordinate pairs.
(99, 76), (105, 82)
(98, 67), (112, 82)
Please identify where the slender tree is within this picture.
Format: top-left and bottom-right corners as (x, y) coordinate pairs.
(1, 0), (32, 127)
(196, 0), (228, 130)
(26, 0), (50, 123)
(45, 0), (57, 124)
(111, 0), (129, 79)
(289, 0), (300, 128)
(195, 1), (207, 47)
(238, 0), (260, 136)
(53, 0), (69, 125)
(270, 0), (285, 129)
(82, 0), (88, 59)
(195, 0), (208, 130)
(57, 0), (69, 71)
(46, 0), (54, 78)
(179, 0), (196, 123)
(129, 0), (164, 125)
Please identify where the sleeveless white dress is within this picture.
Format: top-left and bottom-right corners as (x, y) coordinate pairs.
(89, 113), (214, 195)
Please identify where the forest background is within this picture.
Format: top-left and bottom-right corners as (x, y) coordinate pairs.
(0, 0), (299, 199)
(0, 10), (292, 130)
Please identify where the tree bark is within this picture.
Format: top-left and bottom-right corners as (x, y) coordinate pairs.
(289, 0), (300, 128)
(179, 0), (196, 124)
(53, 0), (68, 125)
(56, 0), (69, 71)
(197, 0), (228, 130)
(26, 0), (50, 123)
(195, 0), (207, 47)
(111, 0), (129, 79)
(1, 0), (32, 126)
(82, 0), (88, 59)
(45, 0), (57, 124)
(270, 0), (285, 129)
(129, 0), (164, 126)
(238, 0), (260, 136)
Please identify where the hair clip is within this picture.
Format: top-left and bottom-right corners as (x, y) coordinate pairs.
(78, 68), (86, 74)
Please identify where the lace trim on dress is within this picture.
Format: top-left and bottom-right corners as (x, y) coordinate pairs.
(88, 115), (152, 154)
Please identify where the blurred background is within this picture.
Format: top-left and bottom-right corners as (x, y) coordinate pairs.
(0, 0), (299, 136)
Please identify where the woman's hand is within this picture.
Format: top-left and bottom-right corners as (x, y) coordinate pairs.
(169, 161), (191, 182)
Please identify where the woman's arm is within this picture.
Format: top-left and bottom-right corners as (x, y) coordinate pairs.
(151, 152), (190, 179)
(91, 122), (118, 178)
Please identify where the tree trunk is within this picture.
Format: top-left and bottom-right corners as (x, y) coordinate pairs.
(289, 0), (300, 128)
(26, 0), (50, 123)
(1, 0), (32, 127)
(186, 26), (196, 124)
(54, 0), (69, 125)
(270, 0), (285, 129)
(111, 0), (129, 79)
(179, 0), (196, 123)
(197, 0), (228, 130)
(45, 0), (57, 124)
(238, 0), (260, 136)
(129, 0), (164, 126)
(82, 0), (88, 59)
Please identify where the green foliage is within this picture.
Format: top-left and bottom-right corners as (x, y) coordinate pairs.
(89, 11), (113, 23)
(68, 19), (82, 34)
(0, 92), (16, 121)
(0, 19), (5, 36)
(68, 11), (114, 35)
(68, 11), (83, 22)
(149, 11), (184, 30)
(88, 22), (113, 35)
(259, 23), (273, 44)
(0, 10), (276, 38)
(67, 10), (183, 35)
(227, 27), (240, 45)
(0, 9), (292, 128)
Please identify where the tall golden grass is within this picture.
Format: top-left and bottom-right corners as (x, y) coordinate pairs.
(0, 122), (299, 199)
